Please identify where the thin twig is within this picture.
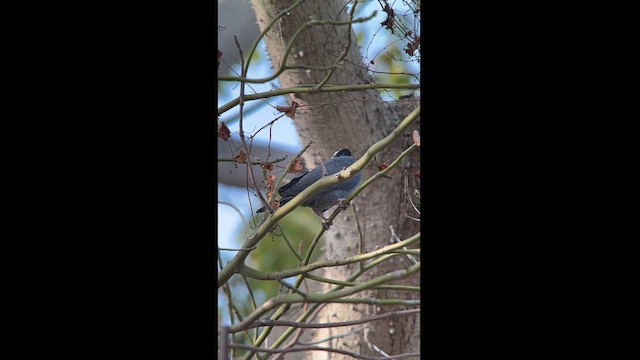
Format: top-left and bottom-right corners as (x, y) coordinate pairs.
(238, 232), (419, 280)
(218, 83), (420, 115)
(297, 326), (366, 346)
(403, 170), (420, 215)
(218, 245), (257, 252)
(218, 11), (378, 85)
(233, 35), (272, 218)
(352, 203), (365, 270)
(276, 224), (304, 261)
(227, 262), (420, 333)
(390, 225), (418, 264)
(231, 309), (420, 332)
(312, 0), (360, 92)
(228, 343), (420, 360)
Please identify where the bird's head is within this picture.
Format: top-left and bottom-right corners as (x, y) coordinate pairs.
(331, 148), (352, 158)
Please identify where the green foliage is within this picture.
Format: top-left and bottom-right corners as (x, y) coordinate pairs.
(237, 208), (323, 304)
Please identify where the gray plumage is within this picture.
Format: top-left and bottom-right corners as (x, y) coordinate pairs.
(257, 148), (362, 229)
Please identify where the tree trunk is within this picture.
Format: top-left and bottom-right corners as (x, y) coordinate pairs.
(250, 0), (420, 358)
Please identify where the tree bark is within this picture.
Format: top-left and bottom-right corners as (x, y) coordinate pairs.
(250, 0), (420, 358)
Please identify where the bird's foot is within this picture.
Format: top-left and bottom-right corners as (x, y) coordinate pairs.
(313, 208), (333, 230)
(336, 198), (349, 210)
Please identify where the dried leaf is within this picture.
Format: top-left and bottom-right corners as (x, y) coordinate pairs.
(261, 162), (273, 172)
(272, 199), (280, 211)
(412, 130), (421, 147)
(405, 36), (420, 56)
(380, 4), (395, 33)
(289, 158), (303, 173)
(217, 122), (230, 141)
(275, 101), (300, 119)
(265, 173), (276, 200)
(233, 149), (247, 163)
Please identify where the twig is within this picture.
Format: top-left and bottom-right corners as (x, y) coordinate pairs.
(218, 83), (420, 115)
(230, 309), (420, 332)
(218, 245), (257, 252)
(271, 303), (327, 360)
(312, 0), (360, 92)
(237, 232), (420, 280)
(352, 203), (365, 270)
(233, 35), (272, 221)
(403, 170), (420, 215)
(217, 155), (288, 166)
(265, 253), (401, 353)
(226, 262), (420, 333)
(218, 11), (378, 85)
(297, 326), (366, 346)
(303, 273), (419, 292)
(390, 225), (418, 264)
(228, 343), (420, 360)
(276, 224), (304, 262)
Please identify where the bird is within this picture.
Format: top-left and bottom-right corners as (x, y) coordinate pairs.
(257, 148), (363, 230)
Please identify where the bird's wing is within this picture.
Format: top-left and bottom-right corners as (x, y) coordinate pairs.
(283, 157), (356, 196)
(278, 167), (324, 197)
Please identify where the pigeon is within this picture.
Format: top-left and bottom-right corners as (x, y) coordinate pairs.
(257, 148), (363, 230)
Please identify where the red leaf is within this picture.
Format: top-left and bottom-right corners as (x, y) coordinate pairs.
(261, 162), (273, 172)
(233, 149), (247, 163)
(380, 4), (395, 33)
(276, 101), (300, 119)
(265, 173), (276, 200)
(289, 158), (303, 173)
(404, 35), (420, 56)
(217, 122), (230, 141)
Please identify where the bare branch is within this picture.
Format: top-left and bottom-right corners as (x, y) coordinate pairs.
(230, 309), (419, 332)
(218, 83), (420, 115)
(229, 343), (420, 360)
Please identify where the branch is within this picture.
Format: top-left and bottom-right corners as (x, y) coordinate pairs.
(264, 253), (401, 354)
(218, 83), (420, 115)
(229, 309), (419, 332)
(303, 273), (420, 292)
(225, 262), (420, 333)
(228, 343), (420, 360)
(237, 232), (420, 280)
